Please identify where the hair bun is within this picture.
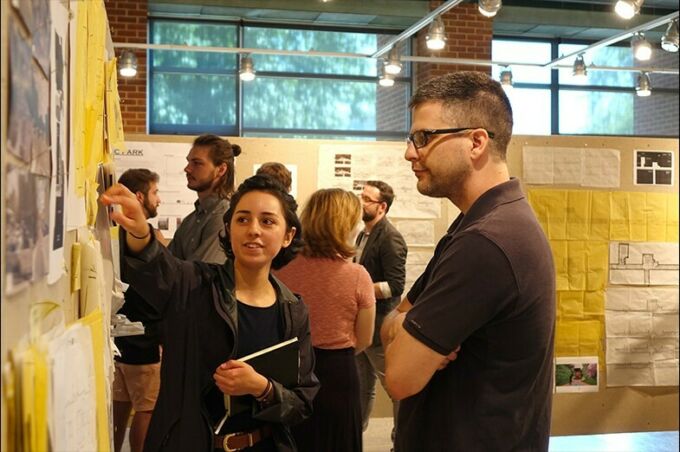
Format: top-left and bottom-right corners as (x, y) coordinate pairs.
(231, 144), (242, 157)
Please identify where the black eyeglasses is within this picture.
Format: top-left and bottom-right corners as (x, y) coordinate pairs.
(407, 128), (495, 150)
(360, 195), (382, 204)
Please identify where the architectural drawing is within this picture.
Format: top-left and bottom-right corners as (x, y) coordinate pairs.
(609, 242), (679, 286)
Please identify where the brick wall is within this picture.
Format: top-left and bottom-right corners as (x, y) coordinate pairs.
(377, 37), (408, 133)
(634, 51), (679, 136)
(105, 0), (148, 134)
(415, 1), (493, 85)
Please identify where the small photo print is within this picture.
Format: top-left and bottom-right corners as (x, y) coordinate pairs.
(334, 166), (352, 178)
(555, 356), (599, 393)
(157, 217), (169, 231)
(335, 154), (351, 165)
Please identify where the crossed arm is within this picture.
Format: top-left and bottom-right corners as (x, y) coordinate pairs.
(381, 298), (459, 401)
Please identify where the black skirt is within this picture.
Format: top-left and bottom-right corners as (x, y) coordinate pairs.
(293, 347), (362, 452)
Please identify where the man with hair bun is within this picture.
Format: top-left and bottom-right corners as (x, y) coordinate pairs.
(169, 134), (241, 264)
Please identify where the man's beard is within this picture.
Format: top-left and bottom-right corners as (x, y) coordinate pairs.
(187, 177), (214, 194)
(362, 209), (376, 222)
(143, 199), (158, 219)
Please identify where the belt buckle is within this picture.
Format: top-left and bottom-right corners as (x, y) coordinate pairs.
(223, 432), (254, 452)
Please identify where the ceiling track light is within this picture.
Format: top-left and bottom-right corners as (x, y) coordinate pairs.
(118, 50), (138, 78)
(239, 54), (256, 81)
(378, 64), (395, 87)
(479, 0), (502, 18)
(500, 67), (513, 91)
(636, 71), (652, 96)
(615, 0), (644, 20)
(426, 16), (447, 50)
(661, 19), (679, 52)
(384, 46), (402, 75)
(572, 53), (588, 77)
(631, 32), (652, 61)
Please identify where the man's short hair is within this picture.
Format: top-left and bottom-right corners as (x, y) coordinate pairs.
(409, 71), (513, 160)
(118, 168), (159, 196)
(256, 162), (292, 192)
(365, 180), (395, 213)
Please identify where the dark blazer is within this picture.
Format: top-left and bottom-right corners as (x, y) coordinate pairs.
(123, 231), (319, 452)
(356, 216), (407, 345)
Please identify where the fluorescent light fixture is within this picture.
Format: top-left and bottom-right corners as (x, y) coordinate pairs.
(572, 54), (588, 77)
(384, 46), (402, 75)
(479, 0), (502, 18)
(631, 33), (652, 61)
(636, 71), (652, 96)
(500, 67), (513, 91)
(118, 50), (138, 77)
(426, 16), (447, 50)
(661, 19), (679, 52)
(239, 55), (256, 81)
(615, 0), (644, 20)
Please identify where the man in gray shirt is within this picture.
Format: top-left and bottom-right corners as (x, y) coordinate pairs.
(168, 134), (241, 263)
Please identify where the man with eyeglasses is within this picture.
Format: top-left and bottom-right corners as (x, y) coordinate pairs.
(381, 72), (555, 452)
(354, 181), (407, 446)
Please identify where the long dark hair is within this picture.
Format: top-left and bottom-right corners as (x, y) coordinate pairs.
(220, 175), (303, 270)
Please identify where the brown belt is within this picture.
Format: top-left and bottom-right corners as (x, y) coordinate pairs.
(214, 425), (273, 451)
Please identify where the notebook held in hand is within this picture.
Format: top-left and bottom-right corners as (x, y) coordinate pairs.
(214, 337), (300, 433)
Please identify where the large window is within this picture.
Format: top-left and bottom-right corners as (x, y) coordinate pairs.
(149, 19), (411, 139)
(492, 38), (678, 137)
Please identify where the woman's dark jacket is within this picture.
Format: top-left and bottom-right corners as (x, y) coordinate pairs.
(122, 231), (319, 452)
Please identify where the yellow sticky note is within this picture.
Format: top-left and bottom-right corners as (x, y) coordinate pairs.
(71, 243), (82, 293)
(558, 291), (584, 319)
(583, 291), (605, 317)
(555, 321), (580, 356)
(550, 240), (569, 291)
(567, 241), (587, 291)
(590, 191), (610, 240)
(529, 190), (568, 240)
(567, 190), (590, 240)
(586, 241), (608, 291)
(610, 192), (630, 240)
(629, 192), (648, 241)
(645, 193), (668, 242)
(578, 320), (602, 356)
(667, 194), (679, 242)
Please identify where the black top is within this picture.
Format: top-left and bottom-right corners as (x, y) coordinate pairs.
(235, 300), (282, 358)
(208, 300), (283, 435)
(399, 179), (556, 452)
(115, 233), (162, 365)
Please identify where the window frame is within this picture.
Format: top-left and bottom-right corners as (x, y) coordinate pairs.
(148, 17), (412, 140)
(493, 35), (679, 138)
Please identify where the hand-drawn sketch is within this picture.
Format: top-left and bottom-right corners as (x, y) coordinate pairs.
(609, 242), (679, 286)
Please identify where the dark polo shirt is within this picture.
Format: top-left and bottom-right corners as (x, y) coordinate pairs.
(398, 178), (555, 452)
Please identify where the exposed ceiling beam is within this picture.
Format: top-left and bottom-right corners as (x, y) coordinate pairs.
(370, 0), (465, 59)
(546, 11), (679, 67)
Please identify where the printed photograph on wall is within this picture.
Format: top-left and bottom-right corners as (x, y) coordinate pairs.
(555, 357), (599, 393)
(8, 18), (35, 163)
